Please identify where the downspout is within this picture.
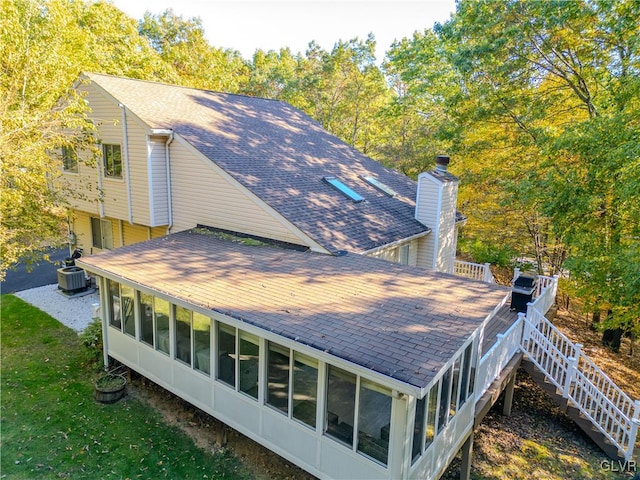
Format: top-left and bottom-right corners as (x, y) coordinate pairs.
(118, 103), (134, 225)
(165, 132), (174, 234)
(98, 276), (110, 369)
(97, 150), (105, 218)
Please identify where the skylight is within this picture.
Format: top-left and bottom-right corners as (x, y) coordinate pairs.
(361, 175), (398, 197)
(323, 176), (365, 203)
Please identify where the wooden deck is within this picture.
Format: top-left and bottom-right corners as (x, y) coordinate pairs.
(481, 303), (519, 355)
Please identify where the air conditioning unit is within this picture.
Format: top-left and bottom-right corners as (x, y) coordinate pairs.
(57, 267), (87, 293)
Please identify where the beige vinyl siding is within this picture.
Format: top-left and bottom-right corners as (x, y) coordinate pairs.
(60, 148), (101, 215)
(414, 175), (458, 273)
(70, 211), (94, 253)
(436, 182), (457, 273)
(62, 82), (153, 225)
(70, 211), (120, 254)
(123, 223), (167, 245)
(169, 139), (308, 246)
(123, 222), (151, 245)
(124, 116), (152, 225)
(147, 136), (170, 226)
(71, 210), (168, 253)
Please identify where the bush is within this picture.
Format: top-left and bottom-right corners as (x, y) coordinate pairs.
(80, 319), (103, 366)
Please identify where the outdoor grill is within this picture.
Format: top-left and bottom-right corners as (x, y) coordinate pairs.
(510, 273), (538, 312)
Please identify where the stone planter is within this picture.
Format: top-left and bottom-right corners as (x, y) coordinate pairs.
(94, 373), (126, 404)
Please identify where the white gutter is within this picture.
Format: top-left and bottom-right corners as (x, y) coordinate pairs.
(359, 230), (430, 256)
(118, 103), (133, 225)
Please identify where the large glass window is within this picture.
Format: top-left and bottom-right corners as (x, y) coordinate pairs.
(425, 382), (438, 448)
(412, 397), (426, 462)
(121, 285), (135, 337)
(292, 353), (318, 428)
(139, 293), (154, 346)
(267, 342), (290, 413)
(154, 297), (170, 355)
(102, 144), (122, 178)
(357, 380), (392, 465)
(107, 279), (121, 329)
(467, 344), (476, 401)
(438, 368), (451, 433)
(175, 306), (192, 365)
(325, 365), (356, 446)
(450, 356), (461, 418)
(193, 312), (210, 375)
(217, 323), (236, 386)
(91, 217), (113, 250)
(239, 332), (259, 399)
(460, 343), (473, 406)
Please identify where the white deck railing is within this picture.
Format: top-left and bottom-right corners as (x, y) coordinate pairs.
(475, 273), (638, 461)
(454, 260), (494, 283)
(475, 314), (524, 402)
(522, 307), (640, 461)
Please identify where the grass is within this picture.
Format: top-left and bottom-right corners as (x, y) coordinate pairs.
(0, 294), (250, 479)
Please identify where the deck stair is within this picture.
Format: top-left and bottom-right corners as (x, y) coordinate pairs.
(520, 304), (640, 461)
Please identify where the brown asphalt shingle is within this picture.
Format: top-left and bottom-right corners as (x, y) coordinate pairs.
(79, 230), (510, 389)
(84, 72), (429, 253)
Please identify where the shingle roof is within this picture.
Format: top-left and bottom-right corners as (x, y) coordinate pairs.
(78, 229), (509, 390)
(84, 73), (430, 253)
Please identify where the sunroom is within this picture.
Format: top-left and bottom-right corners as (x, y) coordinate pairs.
(78, 228), (510, 480)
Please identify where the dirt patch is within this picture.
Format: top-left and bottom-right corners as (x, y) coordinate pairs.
(127, 373), (316, 480)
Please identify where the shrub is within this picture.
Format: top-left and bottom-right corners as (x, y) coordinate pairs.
(80, 319), (103, 366)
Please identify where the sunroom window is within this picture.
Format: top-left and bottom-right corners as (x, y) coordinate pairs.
(193, 312), (210, 375)
(357, 380), (392, 465)
(267, 341), (290, 413)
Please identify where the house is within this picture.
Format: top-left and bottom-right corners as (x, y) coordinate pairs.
(68, 74), (638, 479)
(61, 72), (468, 275)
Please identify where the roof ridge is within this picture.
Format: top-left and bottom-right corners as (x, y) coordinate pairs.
(82, 71), (287, 104)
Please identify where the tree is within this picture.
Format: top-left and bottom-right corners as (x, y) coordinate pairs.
(138, 9), (249, 92)
(0, 0), (175, 279)
(386, 0), (639, 338)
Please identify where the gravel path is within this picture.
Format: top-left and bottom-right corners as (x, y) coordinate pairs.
(14, 283), (99, 332)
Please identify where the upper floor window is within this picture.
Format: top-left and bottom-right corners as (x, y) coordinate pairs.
(102, 144), (122, 179)
(61, 146), (78, 173)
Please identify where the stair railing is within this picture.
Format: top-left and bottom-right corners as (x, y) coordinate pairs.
(522, 306), (640, 461)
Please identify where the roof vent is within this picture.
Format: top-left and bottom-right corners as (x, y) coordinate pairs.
(435, 155), (450, 172)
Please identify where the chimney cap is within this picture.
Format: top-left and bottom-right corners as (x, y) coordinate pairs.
(435, 155), (450, 171)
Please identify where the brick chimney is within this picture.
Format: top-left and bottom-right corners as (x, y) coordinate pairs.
(414, 155), (459, 273)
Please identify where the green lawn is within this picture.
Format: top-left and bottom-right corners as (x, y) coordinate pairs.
(0, 294), (249, 479)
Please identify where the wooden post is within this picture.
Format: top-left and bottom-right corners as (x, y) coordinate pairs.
(502, 372), (516, 416)
(459, 430), (474, 480)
